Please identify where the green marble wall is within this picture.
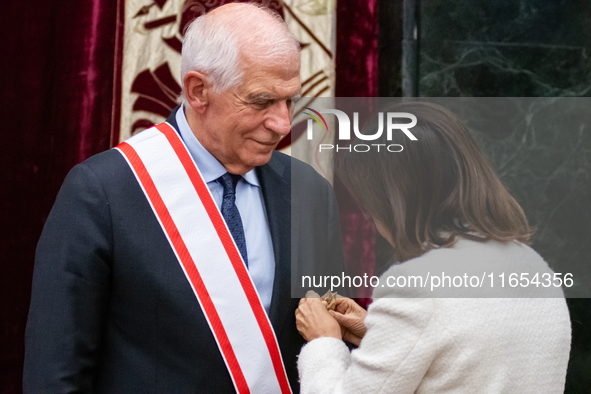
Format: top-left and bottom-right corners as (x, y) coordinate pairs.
(420, 0), (591, 97)
(417, 1), (591, 391)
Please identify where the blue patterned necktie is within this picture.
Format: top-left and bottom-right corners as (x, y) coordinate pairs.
(218, 173), (248, 268)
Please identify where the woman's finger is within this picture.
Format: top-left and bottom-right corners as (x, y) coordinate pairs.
(331, 311), (354, 327)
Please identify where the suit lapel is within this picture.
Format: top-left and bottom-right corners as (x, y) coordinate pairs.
(165, 105), (180, 130)
(256, 153), (292, 338)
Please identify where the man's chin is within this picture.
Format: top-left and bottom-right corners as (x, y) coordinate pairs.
(242, 147), (277, 168)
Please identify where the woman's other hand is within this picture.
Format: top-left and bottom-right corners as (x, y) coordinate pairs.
(330, 298), (368, 346)
(296, 291), (342, 342)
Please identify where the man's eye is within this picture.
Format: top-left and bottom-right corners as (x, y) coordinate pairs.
(251, 101), (272, 109)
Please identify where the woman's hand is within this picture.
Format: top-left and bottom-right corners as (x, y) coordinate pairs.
(330, 298), (368, 347)
(295, 291), (342, 342)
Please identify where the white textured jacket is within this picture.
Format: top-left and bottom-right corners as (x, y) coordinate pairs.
(298, 239), (571, 393)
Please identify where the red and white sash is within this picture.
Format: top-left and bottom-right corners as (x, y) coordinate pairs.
(115, 123), (292, 394)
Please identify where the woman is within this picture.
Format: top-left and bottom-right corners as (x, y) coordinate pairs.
(295, 102), (571, 393)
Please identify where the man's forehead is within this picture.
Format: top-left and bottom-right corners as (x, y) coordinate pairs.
(239, 67), (301, 97)
(241, 51), (300, 73)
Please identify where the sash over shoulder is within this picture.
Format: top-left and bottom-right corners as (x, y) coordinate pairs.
(115, 123), (291, 394)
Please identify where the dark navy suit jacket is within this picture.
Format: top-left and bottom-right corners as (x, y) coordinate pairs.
(24, 110), (344, 393)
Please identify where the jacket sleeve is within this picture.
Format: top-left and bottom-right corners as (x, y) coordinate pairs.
(23, 162), (113, 393)
(297, 298), (440, 394)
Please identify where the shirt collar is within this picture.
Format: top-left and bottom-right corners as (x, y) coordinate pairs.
(175, 106), (260, 187)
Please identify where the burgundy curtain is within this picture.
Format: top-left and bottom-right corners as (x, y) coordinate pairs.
(0, 0), (122, 390)
(335, 0), (379, 304)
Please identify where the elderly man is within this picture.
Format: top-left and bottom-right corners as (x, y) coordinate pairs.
(24, 3), (343, 393)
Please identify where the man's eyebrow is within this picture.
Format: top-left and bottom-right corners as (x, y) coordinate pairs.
(246, 93), (274, 101)
(245, 89), (302, 102)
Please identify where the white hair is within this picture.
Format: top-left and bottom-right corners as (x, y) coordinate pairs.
(180, 3), (300, 104)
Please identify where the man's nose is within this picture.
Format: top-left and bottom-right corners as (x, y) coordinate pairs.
(265, 101), (292, 136)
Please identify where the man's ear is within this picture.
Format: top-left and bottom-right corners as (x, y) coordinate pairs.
(184, 71), (209, 113)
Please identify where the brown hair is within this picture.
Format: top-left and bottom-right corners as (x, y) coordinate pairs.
(335, 102), (532, 263)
